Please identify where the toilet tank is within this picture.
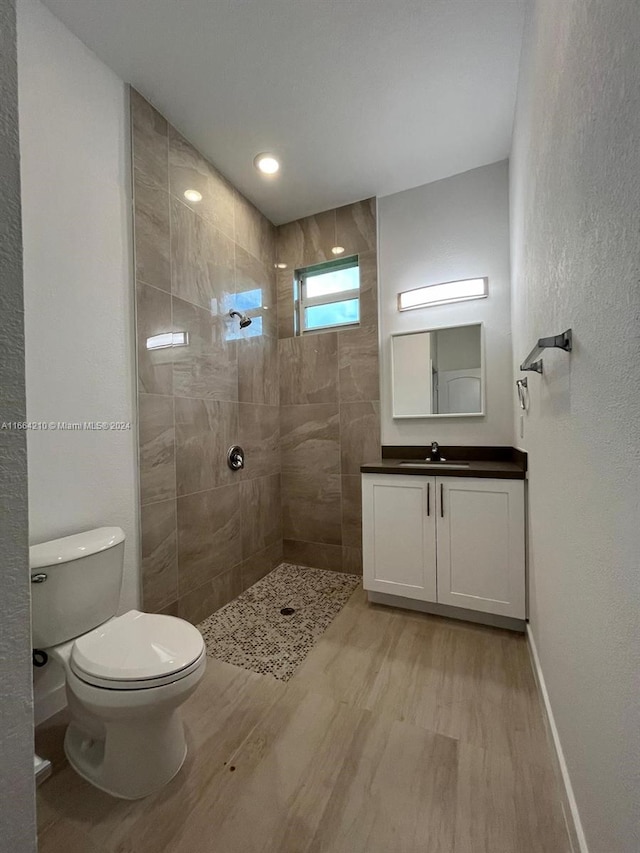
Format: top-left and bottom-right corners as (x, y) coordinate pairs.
(30, 527), (125, 649)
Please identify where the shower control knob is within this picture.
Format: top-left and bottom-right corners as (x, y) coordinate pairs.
(30, 573), (48, 584)
(227, 445), (245, 471)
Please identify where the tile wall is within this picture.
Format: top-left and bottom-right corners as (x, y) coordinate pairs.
(132, 89), (282, 622)
(133, 88), (380, 614)
(276, 200), (380, 573)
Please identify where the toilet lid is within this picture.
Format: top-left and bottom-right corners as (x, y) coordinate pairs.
(70, 609), (205, 685)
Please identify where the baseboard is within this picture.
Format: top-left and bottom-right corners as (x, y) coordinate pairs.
(367, 591), (526, 632)
(34, 754), (52, 786)
(526, 626), (589, 853)
(34, 683), (67, 727)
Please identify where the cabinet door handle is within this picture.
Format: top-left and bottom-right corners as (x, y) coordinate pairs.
(427, 482), (430, 516)
(440, 483), (444, 517)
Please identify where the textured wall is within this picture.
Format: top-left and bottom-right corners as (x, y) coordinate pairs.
(132, 91), (282, 623)
(0, 0), (37, 848)
(276, 201), (379, 573)
(378, 161), (514, 446)
(511, 1), (640, 850)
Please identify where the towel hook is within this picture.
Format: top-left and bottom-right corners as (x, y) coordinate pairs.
(516, 377), (528, 411)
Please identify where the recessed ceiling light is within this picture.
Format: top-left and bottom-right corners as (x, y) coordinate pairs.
(254, 153), (280, 175)
(184, 189), (202, 202)
(275, 262), (288, 269)
(331, 246), (345, 255)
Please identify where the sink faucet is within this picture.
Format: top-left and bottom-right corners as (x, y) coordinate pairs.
(429, 441), (442, 461)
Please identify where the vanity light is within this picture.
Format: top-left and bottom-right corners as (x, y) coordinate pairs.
(254, 153), (280, 175)
(146, 332), (189, 350)
(183, 189), (202, 203)
(331, 246), (345, 255)
(275, 262), (288, 269)
(398, 277), (488, 311)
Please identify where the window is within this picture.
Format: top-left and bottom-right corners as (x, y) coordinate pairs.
(297, 256), (360, 333)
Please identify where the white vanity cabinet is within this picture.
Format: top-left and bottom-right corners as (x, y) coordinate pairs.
(362, 475), (437, 601)
(362, 474), (525, 620)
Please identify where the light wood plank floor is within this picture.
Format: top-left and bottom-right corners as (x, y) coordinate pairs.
(36, 588), (571, 852)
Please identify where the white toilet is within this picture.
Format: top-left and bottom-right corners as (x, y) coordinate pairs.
(30, 526), (206, 800)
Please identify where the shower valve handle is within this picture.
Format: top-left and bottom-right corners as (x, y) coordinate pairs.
(227, 445), (245, 471)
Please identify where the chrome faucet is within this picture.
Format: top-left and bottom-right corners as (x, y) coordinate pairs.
(428, 441), (444, 462)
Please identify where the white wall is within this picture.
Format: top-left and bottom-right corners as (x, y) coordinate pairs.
(378, 160), (513, 445)
(0, 0), (37, 847)
(510, 1), (640, 851)
(18, 0), (138, 719)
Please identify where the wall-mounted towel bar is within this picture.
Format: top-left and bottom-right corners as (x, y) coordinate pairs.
(520, 329), (572, 374)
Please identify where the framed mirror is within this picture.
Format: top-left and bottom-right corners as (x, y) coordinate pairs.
(391, 323), (484, 418)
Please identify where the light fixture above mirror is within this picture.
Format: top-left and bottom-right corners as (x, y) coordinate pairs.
(146, 332), (189, 350)
(398, 277), (488, 311)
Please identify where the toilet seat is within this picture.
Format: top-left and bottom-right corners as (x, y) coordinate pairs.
(70, 609), (205, 690)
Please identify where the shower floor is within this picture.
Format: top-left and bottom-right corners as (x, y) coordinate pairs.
(197, 563), (360, 681)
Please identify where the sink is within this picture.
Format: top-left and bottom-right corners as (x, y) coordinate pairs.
(398, 461), (470, 469)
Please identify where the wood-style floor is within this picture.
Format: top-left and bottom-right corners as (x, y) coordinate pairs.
(36, 588), (571, 853)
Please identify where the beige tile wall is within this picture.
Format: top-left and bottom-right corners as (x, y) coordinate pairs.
(132, 89), (282, 621)
(276, 199), (380, 573)
(133, 88), (379, 611)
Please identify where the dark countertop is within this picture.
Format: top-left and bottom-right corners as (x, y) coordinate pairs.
(360, 459), (526, 479)
(360, 446), (527, 480)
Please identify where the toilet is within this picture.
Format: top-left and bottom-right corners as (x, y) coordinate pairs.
(30, 526), (206, 800)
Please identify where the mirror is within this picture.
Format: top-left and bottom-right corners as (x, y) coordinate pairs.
(391, 323), (484, 418)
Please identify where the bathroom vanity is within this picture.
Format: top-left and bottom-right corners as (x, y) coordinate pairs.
(361, 447), (527, 630)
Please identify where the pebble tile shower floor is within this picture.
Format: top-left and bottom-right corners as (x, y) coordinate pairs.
(197, 564), (361, 680)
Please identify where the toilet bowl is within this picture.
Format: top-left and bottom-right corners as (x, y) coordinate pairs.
(30, 528), (206, 799)
(52, 610), (206, 799)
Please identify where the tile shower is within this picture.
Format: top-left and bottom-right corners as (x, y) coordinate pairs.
(132, 89), (380, 621)
(277, 205), (380, 574)
(133, 89), (281, 623)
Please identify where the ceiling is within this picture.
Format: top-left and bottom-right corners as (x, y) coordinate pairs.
(41, 0), (525, 224)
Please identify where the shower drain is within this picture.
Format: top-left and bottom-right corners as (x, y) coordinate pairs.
(280, 607), (296, 616)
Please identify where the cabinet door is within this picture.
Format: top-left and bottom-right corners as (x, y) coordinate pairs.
(362, 474), (437, 602)
(436, 477), (525, 618)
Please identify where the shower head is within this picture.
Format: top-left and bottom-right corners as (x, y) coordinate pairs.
(229, 309), (252, 329)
